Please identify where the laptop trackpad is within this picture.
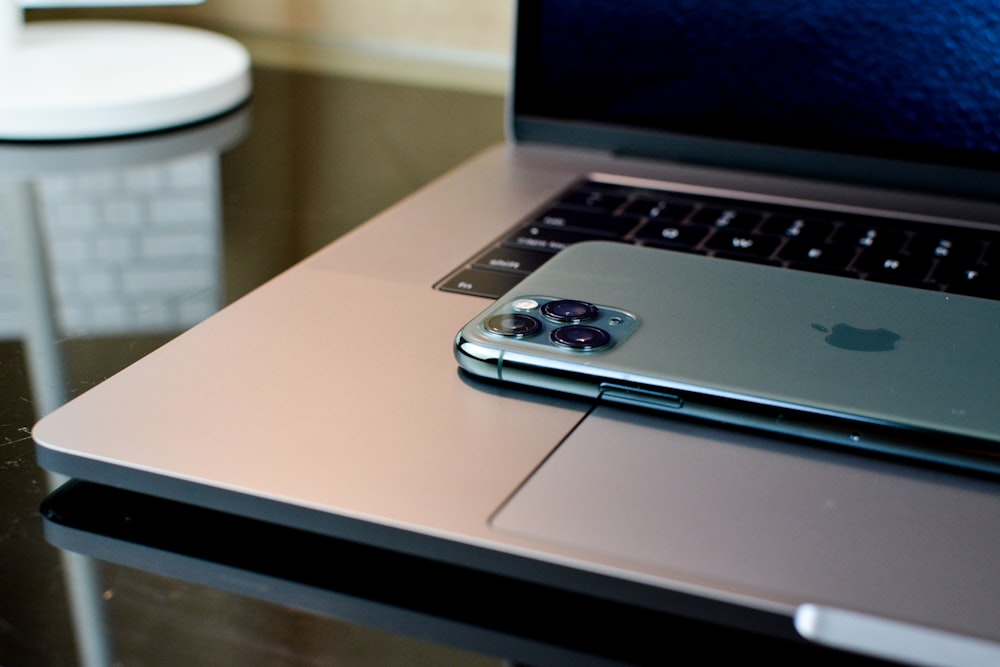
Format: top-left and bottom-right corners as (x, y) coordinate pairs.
(491, 406), (1000, 640)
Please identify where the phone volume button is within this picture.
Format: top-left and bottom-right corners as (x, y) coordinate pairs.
(598, 383), (684, 411)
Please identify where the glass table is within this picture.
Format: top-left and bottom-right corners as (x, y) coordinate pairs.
(1, 64), (507, 667)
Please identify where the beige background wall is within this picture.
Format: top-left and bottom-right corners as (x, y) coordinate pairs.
(30, 0), (515, 93)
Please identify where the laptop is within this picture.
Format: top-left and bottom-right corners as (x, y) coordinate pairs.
(34, 1), (1000, 664)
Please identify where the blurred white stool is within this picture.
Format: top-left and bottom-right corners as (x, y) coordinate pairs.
(0, 1), (250, 140)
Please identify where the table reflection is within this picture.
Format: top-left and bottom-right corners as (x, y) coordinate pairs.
(0, 109), (247, 667)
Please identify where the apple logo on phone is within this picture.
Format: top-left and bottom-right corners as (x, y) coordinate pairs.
(811, 323), (901, 352)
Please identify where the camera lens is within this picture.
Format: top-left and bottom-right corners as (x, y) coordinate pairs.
(551, 325), (611, 350)
(483, 313), (542, 338)
(541, 299), (599, 323)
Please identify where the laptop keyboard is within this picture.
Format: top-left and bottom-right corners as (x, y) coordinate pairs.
(438, 179), (999, 300)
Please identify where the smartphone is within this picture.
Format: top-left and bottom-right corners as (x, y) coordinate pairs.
(455, 241), (1000, 475)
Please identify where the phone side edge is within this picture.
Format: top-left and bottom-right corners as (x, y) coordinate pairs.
(455, 328), (607, 401)
(454, 330), (502, 381)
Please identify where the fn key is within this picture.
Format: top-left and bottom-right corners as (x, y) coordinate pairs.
(438, 268), (524, 298)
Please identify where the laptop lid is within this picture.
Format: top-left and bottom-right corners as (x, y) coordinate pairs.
(511, 0), (1000, 200)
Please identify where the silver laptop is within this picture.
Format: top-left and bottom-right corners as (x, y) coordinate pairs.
(34, 2), (1000, 664)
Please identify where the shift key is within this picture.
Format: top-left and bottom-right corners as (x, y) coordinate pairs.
(473, 246), (551, 275)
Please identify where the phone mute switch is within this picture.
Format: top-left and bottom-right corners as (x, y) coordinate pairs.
(599, 383), (683, 411)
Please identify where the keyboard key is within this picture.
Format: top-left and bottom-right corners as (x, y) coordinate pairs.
(505, 225), (613, 253)
(704, 231), (781, 259)
(633, 221), (711, 249)
(854, 251), (932, 281)
(933, 261), (999, 298)
(905, 234), (980, 262)
(831, 223), (906, 252)
(558, 188), (627, 213)
(692, 207), (764, 230)
(473, 246), (551, 275)
(760, 215), (834, 240)
(623, 198), (695, 222)
(535, 207), (635, 237)
(778, 239), (856, 269)
(439, 268), (524, 298)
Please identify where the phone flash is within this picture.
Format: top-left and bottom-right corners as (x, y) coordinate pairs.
(512, 299), (539, 312)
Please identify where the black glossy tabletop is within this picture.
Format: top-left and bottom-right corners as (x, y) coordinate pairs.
(1, 65), (504, 667)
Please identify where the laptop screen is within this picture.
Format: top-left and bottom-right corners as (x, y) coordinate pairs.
(513, 0), (1000, 192)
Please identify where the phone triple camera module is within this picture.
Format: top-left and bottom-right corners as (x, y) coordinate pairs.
(481, 296), (635, 352)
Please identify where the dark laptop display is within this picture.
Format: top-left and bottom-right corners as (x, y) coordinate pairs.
(516, 0), (1000, 174)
